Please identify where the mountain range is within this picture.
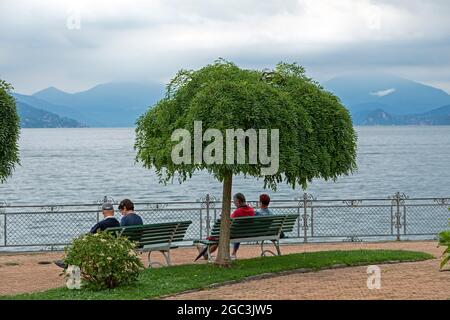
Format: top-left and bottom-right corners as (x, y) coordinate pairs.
(323, 72), (450, 125)
(12, 73), (450, 128)
(13, 82), (165, 127)
(16, 101), (86, 128)
(353, 105), (450, 125)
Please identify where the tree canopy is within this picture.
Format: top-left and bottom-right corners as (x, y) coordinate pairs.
(135, 59), (357, 266)
(0, 80), (20, 183)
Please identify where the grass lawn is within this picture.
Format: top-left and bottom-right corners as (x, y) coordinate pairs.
(1, 249), (433, 300)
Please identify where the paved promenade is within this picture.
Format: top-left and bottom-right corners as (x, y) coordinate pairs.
(0, 241), (447, 299)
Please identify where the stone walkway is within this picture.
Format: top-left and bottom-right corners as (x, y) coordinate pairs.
(0, 241), (447, 299)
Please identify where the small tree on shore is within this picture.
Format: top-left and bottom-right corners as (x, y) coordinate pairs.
(0, 80), (20, 183)
(135, 60), (357, 267)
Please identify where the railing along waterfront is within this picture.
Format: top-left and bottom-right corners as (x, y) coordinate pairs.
(0, 193), (449, 251)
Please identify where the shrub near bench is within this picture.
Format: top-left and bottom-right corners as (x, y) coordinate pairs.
(63, 232), (144, 290)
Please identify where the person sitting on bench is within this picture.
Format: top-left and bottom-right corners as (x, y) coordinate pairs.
(255, 194), (273, 216)
(196, 193), (254, 260)
(118, 199), (143, 226)
(90, 202), (120, 233)
(54, 202), (119, 269)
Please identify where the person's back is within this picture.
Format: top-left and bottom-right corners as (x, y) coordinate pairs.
(230, 193), (254, 259)
(231, 204), (255, 218)
(120, 212), (143, 226)
(90, 202), (120, 233)
(118, 199), (143, 226)
(255, 207), (273, 216)
(90, 215), (120, 233)
(255, 194), (273, 216)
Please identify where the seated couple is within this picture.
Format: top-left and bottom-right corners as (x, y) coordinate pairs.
(196, 193), (273, 261)
(54, 199), (143, 269)
(90, 198), (143, 232)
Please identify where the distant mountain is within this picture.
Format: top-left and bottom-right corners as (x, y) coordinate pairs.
(16, 101), (86, 128)
(324, 72), (450, 115)
(353, 104), (450, 125)
(16, 75), (449, 127)
(31, 82), (165, 127)
(423, 104), (450, 116)
(12, 92), (88, 123)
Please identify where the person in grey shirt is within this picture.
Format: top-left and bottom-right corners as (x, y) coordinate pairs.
(118, 199), (143, 226)
(255, 194), (273, 216)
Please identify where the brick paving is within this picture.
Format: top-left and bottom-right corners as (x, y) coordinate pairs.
(0, 241), (447, 299)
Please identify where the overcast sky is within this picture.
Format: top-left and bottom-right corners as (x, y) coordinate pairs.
(1, 0), (449, 94)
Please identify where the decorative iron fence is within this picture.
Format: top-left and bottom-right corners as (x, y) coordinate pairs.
(0, 193), (448, 251)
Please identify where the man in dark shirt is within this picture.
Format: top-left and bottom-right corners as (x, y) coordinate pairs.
(90, 202), (120, 233)
(118, 199), (143, 226)
(54, 202), (120, 269)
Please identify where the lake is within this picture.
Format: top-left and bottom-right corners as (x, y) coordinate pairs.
(0, 126), (449, 204)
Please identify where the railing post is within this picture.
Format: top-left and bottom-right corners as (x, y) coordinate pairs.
(302, 193), (313, 243)
(200, 194), (216, 238)
(199, 200), (203, 240)
(205, 194), (210, 238)
(98, 196), (107, 223)
(0, 201), (7, 247)
(97, 195), (115, 223)
(4, 214), (6, 247)
(296, 199), (301, 239)
(391, 192), (408, 241)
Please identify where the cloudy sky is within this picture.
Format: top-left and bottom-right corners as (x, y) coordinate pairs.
(1, 0), (449, 94)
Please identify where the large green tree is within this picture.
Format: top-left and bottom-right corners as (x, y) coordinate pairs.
(0, 80), (20, 183)
(135, 60), (357, 266)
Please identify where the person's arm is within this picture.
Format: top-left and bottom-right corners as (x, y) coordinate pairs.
(90, 221), (102, 233)
(120, 216), (127, 226)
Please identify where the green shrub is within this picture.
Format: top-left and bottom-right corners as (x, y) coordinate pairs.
(63, 232), (145, 290)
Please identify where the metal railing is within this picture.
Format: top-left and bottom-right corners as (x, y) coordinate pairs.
(0, 192), (449, 251)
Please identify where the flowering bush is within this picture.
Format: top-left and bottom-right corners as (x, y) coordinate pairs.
(63, 231), (144, 290)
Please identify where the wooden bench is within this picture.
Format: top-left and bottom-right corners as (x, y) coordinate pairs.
(194, 214), (298, 262)
(106, 220), (192, 267)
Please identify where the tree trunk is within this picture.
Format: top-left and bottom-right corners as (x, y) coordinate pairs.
(215, 171), (233, 267)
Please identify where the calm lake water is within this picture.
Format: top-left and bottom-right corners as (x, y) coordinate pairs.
(0, 126), (449, 204)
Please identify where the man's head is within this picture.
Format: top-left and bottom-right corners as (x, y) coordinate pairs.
(259, 194), (271, 208)
(233, 193), (246, 207)
(101, 202), (114, 217)
(118, 199), (134, 215)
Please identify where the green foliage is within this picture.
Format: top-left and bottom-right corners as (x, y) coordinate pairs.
(135, 59), (357, 190)
(4, 249), (433, 300)
(0, 79), (20, 183)
(63, 232), (145, 290)
(438, 216), (450, 270)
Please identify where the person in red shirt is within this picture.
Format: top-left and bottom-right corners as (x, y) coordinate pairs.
(230, 193), (255, 259)
(195, 193), (255, 261)
(231, 193), (255, 218)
